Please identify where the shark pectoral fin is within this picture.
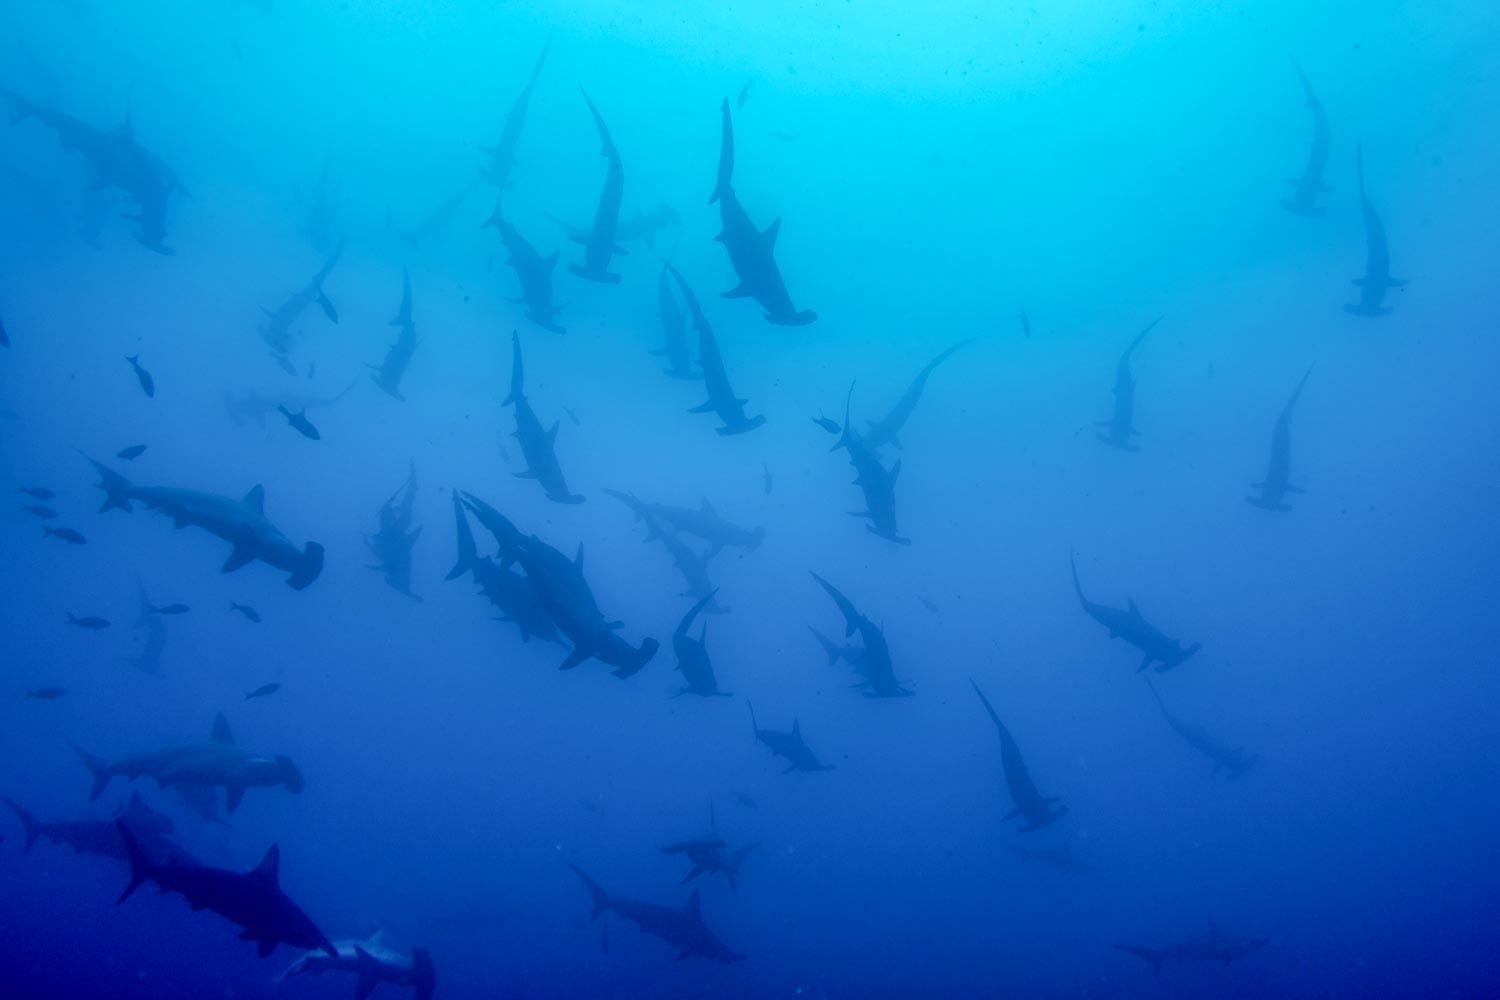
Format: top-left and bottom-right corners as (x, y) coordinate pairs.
(721, 283), (753, 299)
(224, 783), (246, 815)
(1136, 653), (1153, 673)
(559, 644), (593, 670)
(762, 217), (781, 248)
(688, 401), (717, 414)
(242, 485), (266, 513)
(221, 545), (256, 574)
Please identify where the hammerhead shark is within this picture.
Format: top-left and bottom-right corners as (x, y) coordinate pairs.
(600, 490), (764, 554)
(365, 461), (423, 600)
(276, 929), (435, 1000)
(568, 91), (626, 284)
(369, 265), (419, 400)
(1095, 318), (1160, 450)
(85, 458), (324, 589)
(748, 702), (835, 773)
(483, 37), (550, 188)
(971, 680), (1067, 832)
(863, 340), (971, 450)
(670, 591), (732, 697)
(1344, 143), (1406, 317)
(117, 823), (336, 959)
(503, 331), (585, 503)
(810, 572), (911, 696)
(1116, 922), (1267, 976)
(653, 259), (699, 379)
(664, 261), (765, 435)
(831, 383), (908, 544)
(446, 491), (560, 645)
(258, 241), (343, 364)
(1147, 681), (1258, 779)
(486, 195), (566, 334)
(709, 99), (816, 325)
(1248, 366), (1313, 512)
(79, 711), (304, 815)
(1282, 62), (1332, 216)
(569, 864), (742, 962)
(1070, 552), (1200, 672)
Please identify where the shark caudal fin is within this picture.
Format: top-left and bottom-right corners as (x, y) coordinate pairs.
(83, 455), (135, 513)
(610, 637), (661, 679)
(724, 843), (759, 893)
(568, 863), (612, 919)
(77, 748), (113, 800)
(445, 490), (478, 581)
(287, 542), (325, 590)
(113, 819), (156, 904)
(808, 626), (842, 666)
(3, 798), (42, 853)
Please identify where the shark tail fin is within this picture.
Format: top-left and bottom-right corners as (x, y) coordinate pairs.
(445, 491), (477, 580)
(808, 626), (842, 666)
(114, 819), (154, 904)
(83, 454), (134, 513)
(78, 748), (112, 800)
(3, 798), (41, 853)
(724, 842), (759, 892)
(287, 542), (325, 590)
(568, 863), (611, 920)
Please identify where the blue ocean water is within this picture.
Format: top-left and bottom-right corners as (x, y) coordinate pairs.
(2, 0), (1498, 996)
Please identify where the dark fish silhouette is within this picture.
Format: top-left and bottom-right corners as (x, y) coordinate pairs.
(365, 461), (423, 600)
(369, 265), (419, 400)
(25, 686), (68, 700)
(567, 90), (627, 284)
(486, 196), (567, 334)
(116, 443), (148, 460)
(1095, 318), (1159, 451)
(1070, 552), (1200, 672)
(830, 383), (909, 545)
(748, 702), (835, 773)
(6, 791), (174, 860)
(126, 355), (155, 397)
(21, 503), (57, 519)
(1344, 143), (1406, 316)
(709, 99), (816, 325)
(971, 679), (1067, 832)
(664, 261), (765, 435)
(1248, 367), (1313, 512)
(862, 339), (970, 450)
(569, 864), (742, 962)
(482, 36), (549, 188)
(66, 613), (111, 629)
(150, 603), (191, 615)
(275, 933), (435, 1000)
(230, 602), (262, 623)
(116, 822), (336, 959)
(651, 259), (698, 379)
(669, 591), (732, 698)
(86, 458), (324, 589)
(1282, 62), (1331, 216)
(504, 332), (585, 503)
(244, 683), (281, 700)
(1116, 923), (1267, 977)
(45, 526), (87, 544)
(277, 406), (321, 440)
(1147, 681), (1258, 779)
(19, 487), (54, 500)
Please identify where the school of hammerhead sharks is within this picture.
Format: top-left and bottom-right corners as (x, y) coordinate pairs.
(1, 32), (1400, 996)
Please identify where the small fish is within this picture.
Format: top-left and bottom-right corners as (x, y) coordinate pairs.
(44, 526), (87, 544)
(150, 603), (191, 615)
(737, 80), (752, 108)
(812, 416), (841, 435)
(116, 444), (148, 460)
(244, 682), (281, 700)
(274, 353), (298, 376)
(65, 613), (110, 629)
(229, 602), (262, 623)
(731, 790), (758, 809)
(126, 355), (155, 398)
(762, 463), (773, 496)
(25, 686), (67, 700)
(21, 504), (57, 519)
(565, 407), (581, 426)
(278, 405), (321, 440)
(307, 361), (316, 379)
(1019, 308), (1031, 339)
(19, 487), (54, 500)
(918, 595), (939, 614)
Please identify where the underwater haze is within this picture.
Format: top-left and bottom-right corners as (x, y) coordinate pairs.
(2, 0), (1499, 996)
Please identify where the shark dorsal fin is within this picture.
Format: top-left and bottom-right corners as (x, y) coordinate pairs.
(253, 843), (280, 885)
(1127, 598), (1142, 618)
(211, 712), (234, 744)
(762, 217), (781, 249)
(700, 497), (715, 513)
(242, 485), (266, 513)
(792, 718), (802, 738)
(365, 928), (385, 947)
(684, 889), (702, 920)
(574, 544), (585, 570)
